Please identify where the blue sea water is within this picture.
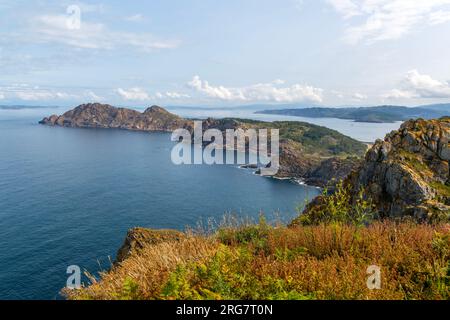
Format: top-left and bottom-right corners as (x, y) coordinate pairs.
(0, 108), (325, 299)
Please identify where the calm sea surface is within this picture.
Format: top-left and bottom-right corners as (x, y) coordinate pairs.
(0, 106), (397, 299)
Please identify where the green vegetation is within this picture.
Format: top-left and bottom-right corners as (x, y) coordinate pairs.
(398, 150), (433, 176)
(432, 182), (450, 198)
(64, 199), (449, 300)
(291, 181), (375, 226)
(234, 119), (367, 157)
(161, 244), (314, 300)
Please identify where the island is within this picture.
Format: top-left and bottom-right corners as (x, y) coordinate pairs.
(40, 103), (367, 187)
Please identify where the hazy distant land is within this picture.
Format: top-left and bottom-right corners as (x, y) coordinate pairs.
(256, 103), (450, 123)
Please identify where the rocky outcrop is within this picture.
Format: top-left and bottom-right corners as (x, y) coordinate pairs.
(39, 103), (190, 132)
(115, 228), (184, 263)
(305, 117), (450, 221)
(304, 156), (362, 187)
(275, 139), (320, 178)
(264, 140), (361, 186)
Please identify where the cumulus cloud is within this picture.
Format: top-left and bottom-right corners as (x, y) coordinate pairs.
(7, 14), (179, 51)
(117, 88), (190, 101)
(187, 76), (323, 103)
(326, 0), (450, 44)
(0, 92), (5, 100)
(117, 88), (151, 101)
(383, 70), (450, 99)
(382, 89), (416, 100)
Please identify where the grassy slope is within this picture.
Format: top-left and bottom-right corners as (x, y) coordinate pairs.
(65, 220), (449, 300)
(227, 118), (367, 157)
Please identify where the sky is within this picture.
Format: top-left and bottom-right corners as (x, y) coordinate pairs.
(1, 0), (450, 107)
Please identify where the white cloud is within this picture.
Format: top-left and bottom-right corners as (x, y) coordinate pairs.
(15, 90), (70, 101)
(272, 79), (286, 85)
(352, 92), (368, 100)
(116, 88), (191, 101)
(327, 0), (450, 44)
(125, 14), (144, 22)
(85, 90), (103, 101)
(0, 92), (4, 100)
(429, 10), (450, 24)
(2, 84), (74, 101)
(326, 0), (361, 19)
(163, 91), (191, 99)
(8, 14), (179, 51)
(382, 89), (416, 100)
(187, 76), (323, 103)
(383, 70), (450, 99)
(117, 88), (151, 101)
(331, 90), (345, 99)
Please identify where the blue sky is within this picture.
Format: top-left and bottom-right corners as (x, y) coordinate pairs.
(1, 0), (450, 107)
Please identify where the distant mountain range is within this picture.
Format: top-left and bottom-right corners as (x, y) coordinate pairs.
(256, 103), (450, 123)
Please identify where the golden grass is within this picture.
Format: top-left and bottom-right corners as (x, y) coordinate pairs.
(64, 221), (449, 300)
(64, 236), (218, 300)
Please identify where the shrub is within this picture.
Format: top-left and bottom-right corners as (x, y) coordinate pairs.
(161, 245), (313, 300)
(292, 181), (375, 226)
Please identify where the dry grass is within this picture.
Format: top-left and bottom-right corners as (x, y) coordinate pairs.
(64, 221), (449, 300)
(64, 236), (218, 300)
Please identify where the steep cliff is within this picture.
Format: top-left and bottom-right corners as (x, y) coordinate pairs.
(304, 117), (450, 221)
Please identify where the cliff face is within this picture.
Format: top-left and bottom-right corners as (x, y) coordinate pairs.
(39, 103), (189, 132)
(304, 156), (362, 187)
(311, 117), (450, 220)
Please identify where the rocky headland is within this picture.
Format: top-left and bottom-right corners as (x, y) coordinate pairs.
(302, 117), (450, 221)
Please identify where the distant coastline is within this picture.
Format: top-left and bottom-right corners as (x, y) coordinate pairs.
(256, 103), (450, 123)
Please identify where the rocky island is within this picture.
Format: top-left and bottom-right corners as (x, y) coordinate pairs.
(39, 103), (189, 132)
(40, 103), (367, 187)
